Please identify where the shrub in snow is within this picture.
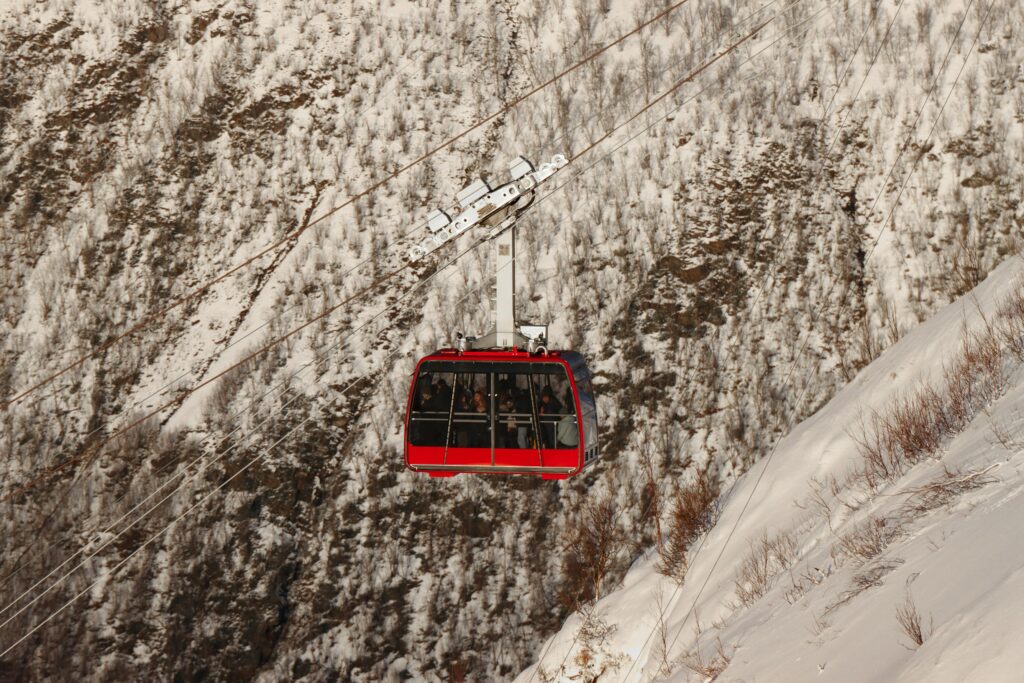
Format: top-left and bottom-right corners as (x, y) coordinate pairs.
(895, 590), (931, 649)
(854, 284), (1024, 486)
(733, 528), (798, 608)
(655, 466), (720, 584)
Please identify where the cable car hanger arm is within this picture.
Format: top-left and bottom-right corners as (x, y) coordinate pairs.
(406, 154), (567, 262)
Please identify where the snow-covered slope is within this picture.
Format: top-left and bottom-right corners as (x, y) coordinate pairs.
(521, 258), (1024, 682)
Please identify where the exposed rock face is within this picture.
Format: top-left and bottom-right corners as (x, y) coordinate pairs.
(1, 1), (1021, 680)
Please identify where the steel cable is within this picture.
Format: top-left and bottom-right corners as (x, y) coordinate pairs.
(629, 3), (989, 679)
(2, 0), (698, 410)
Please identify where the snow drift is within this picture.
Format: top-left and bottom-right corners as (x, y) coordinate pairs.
(522, 257), (1024, 682)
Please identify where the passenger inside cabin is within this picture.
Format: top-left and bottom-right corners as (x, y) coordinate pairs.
(538, 386), (563, 415)
(453, 385), (470, 412)
(514, 386), (532, 448)
(556, 415), (580, 448)
(435, 378), (453, 407)
(537, 386), (563, 447)
(418, 384), (433, 410)
(416, 383), (443, 443)
(451, 384), (471, 446)
(471, 389), (489, 446)
(498, 390), (516, 448)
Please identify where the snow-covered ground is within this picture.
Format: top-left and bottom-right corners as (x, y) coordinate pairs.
(521, 258), (1024, 681)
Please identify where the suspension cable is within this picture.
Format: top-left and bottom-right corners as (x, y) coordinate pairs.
(0, 231), (492, 635)
(622, 0), (915, 674)
(538, 0), (786, 158)
(1, 0), (698, 411)
(0, 0), (711, 595)
(629, 2), (989, 678)
(523, 0), (844, 678)
(0, 9), (769, 648)
(0, 194), (584, 654)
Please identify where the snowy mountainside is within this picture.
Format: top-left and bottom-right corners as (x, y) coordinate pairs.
(521, 258), (1024, 682)
(1, 0), (1023, 680)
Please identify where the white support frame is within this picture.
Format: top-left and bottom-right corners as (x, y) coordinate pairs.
(494, 227), (516, 347)
(409, 154), (566, 351)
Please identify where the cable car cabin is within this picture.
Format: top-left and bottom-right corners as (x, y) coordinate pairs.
(404, 349), (598, 479)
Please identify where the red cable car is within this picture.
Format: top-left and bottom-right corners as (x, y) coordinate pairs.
(404, 348), (599, 479)
(401, 154), (599, 479)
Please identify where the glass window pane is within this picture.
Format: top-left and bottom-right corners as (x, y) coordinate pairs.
(571, 365), (598, 454)
(534, 367), (579, 449)
(536, 369), (575, 416)
(450, 372), (491, 448)
(581, 408), (597, 452)
(495, 371), (537, 450)
(409, 370), (454, 446)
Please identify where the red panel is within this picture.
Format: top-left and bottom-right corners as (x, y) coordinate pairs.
(444, 447), (493, 467)
(493, 448), (543, 468)
(408, 445), (580, 473)
(407, 445), (491, 467)
(493, 448), (578, 469)
(545, 449), (580, 469)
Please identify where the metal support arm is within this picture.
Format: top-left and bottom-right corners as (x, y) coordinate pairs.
(409, 154), (566, 351)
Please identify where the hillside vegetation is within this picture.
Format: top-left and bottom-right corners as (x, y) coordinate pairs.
(1, 0), (1021, 679)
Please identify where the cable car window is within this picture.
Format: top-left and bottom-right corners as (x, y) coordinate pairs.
(409, 369), (455, 446)
(450, 371), (491, 448)
(534, 368), (578, 449)
(573, 366), (598, 454)
(494, 372), (537, 449)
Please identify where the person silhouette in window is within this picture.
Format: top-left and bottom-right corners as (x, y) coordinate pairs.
(538, 386), (562, 446)
(435, 377), (453, 408)
(514, 385), (533, 448)
(471, 389), (489, 447)
(539, 386), (562, 414)
(498, 390), (516, 447)
(417, 383), (444, 444)
(452, 384), (471, 446)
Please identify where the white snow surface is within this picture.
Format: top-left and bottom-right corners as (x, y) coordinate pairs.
(521, 259), (1024, 682)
